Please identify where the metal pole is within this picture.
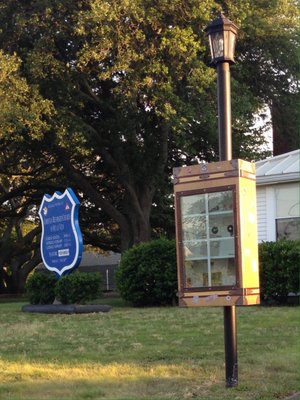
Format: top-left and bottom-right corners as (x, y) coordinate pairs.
(224, 305), (238, 387)
(106, 269), (109, 291)
(217, 62), (232, 161)
(216, 60), (238, 388)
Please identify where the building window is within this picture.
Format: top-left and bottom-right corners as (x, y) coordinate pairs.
(276, 217), (300, 240)
(275, 182), (300, 241)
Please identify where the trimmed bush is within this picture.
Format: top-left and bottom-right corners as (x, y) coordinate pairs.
(116, 238), (177, 307)
(25, 272), (57, 304)
(55, 272), (102, 304)
(259, 240), (300, 304)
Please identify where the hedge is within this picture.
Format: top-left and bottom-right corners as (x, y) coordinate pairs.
(259, 240), (300, 304)
(25, 272), (57, 304)
(26, 271), (102, 305)
(116, 238), (299, 306)
(27, 239), (299, 306)
(116, 238), (177, 306)
(55, 272), (102, 304)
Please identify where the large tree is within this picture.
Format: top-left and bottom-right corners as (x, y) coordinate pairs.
(0, 0), (217, 252)
(0, 50), (57, 292)
(0, 0), (298, 258)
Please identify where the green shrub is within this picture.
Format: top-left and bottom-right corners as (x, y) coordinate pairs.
(259, 240), (300, 304)
(25, 272), (57, 304)
(116, 238), (177, 307)
(55, 272), (102, 304)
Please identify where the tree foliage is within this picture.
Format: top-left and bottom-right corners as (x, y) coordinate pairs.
(0, 0), (298, 292)
(227, 0), (299, 155)
(0, 0), (218, 252)
(0, 51), (56, 293)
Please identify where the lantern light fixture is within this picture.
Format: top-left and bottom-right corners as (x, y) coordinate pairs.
(205, 12), (238, 65)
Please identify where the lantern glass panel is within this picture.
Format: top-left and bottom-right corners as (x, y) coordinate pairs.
(228, 30), (237, 60)
(223, 30), (229, 58)
(208, 35), (214, 61)
(211, 31), (224, 59)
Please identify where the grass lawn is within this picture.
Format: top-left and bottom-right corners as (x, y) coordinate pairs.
(0, 299), (298, 400)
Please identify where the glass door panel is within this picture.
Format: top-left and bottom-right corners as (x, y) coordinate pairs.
(183, 241), (207, 259)
(185, 260), (208, 288)
(210, 258), (236, 286)
(182, 215), (206, 241)
(181, 194), (206, 215)
(208, 191), (233, 212)
(209, 214), (234, 238)
(180, 189), (236, 289)
(209, 238), (235, 258)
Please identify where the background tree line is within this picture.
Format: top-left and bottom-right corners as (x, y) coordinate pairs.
(0, 0), (298, 293)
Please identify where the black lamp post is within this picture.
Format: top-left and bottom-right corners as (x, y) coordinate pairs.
(205, 12), (238, 161)
(205, 13), (239, 388)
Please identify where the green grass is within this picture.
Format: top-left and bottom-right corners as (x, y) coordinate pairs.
(0, 300), (298, 400)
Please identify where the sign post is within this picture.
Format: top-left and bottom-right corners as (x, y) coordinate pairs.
(38, 188), (83, 277)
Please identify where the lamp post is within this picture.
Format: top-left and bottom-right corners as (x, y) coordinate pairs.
(205, 13), (239, 388)
(205, 12), (238, 161)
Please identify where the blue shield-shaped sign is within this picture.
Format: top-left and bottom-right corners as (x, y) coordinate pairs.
(38, 188), (83, 277)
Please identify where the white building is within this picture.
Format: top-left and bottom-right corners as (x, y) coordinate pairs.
(255, 149), (300, 242)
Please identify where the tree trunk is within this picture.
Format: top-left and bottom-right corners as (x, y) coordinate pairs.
(54, 121), (169, 254)
(0, 267), (9, 294)
(0, 247), (41, 294)
(120, 185), (154, 252)
(7, 263), (28, 294)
